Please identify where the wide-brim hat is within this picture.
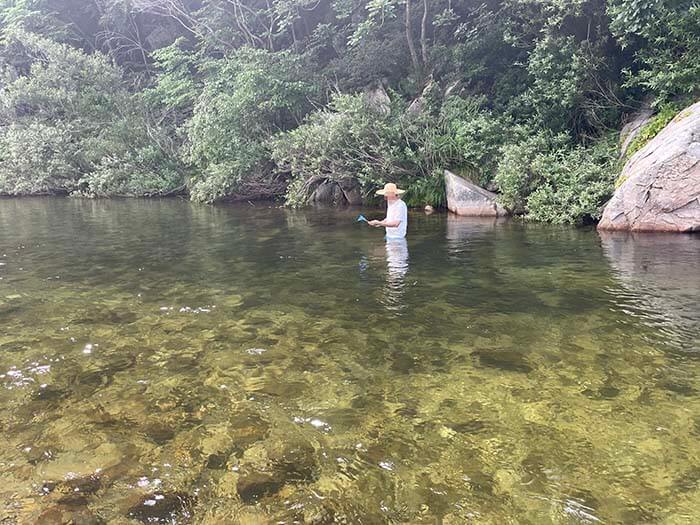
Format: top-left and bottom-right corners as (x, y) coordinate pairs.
(375, 182), (405, 196)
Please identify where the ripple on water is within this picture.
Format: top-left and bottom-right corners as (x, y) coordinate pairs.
(0, 199), (699, 523)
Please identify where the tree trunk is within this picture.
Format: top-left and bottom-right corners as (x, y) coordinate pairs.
(405, 0), (421, 77)
(420, 0), (429, 68)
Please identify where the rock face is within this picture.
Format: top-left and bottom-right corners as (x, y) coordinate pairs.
(619, 108), (654, 159)
(444, 170), (507, 217)
(598, 101), (700, 232)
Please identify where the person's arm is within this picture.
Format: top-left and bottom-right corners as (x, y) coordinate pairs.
(368, 218), (401, 227)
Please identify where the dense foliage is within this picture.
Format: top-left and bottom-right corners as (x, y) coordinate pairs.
(0, 0), (697, 222)
(187, 48), (317, 201)
(0, 30), (181, 196)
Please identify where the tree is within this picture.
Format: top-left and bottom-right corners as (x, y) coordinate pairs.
(186, 47), (318, 202)
(0, 30), (182, 196)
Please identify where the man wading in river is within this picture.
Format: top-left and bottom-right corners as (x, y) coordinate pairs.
(368, 183), (408, 239)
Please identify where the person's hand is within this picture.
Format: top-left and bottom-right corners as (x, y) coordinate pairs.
(368, 220), (381, 227)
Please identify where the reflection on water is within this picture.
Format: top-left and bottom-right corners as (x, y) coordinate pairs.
(599, 230), (700, 353)
(0, 198), (699, 524)
(383, 238), (409, 311)
(445, 214), (507, 258)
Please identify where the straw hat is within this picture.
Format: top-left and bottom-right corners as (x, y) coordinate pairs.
(375, 182), (405, 196)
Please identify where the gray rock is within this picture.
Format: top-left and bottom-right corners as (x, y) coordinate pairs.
(337, 177), (363, 205)
(598, 101), (700, 232)
(444, 170), (508, 217)
(364, 85), (391, 115)
(306, 178), (362, 206)
(619, 108), (654, 159)
(407, 78), (437, 115)
(407, 96), (424, 115)
(444, 80), (461, 99)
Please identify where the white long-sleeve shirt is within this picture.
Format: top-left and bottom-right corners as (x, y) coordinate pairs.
(385, 199), (408, 239)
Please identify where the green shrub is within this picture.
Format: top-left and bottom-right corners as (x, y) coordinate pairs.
(493, 127), (570, 213)
(0, 30), (183, 197)
(525, 137), (618, 224)
(609, 2), (700, 103)
(273, 92), (504, 207)
(403, 170), (446, 208)
(624, 104), (679, 160)
(272, 93), (403, 207)
(186, 48), (318, 202)
(441, 95), (506, 185)
(0, 121), (76, 194)
(495, 128), (617, 224)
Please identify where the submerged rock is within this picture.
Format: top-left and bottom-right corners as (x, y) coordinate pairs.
(236, 471), (285, 504)
(236, 436), (319, 504)
(266, 438), (319, 484)
(39, 472), (103, 508)
(471, 349), (532, 374)
(390, 350), (422, 374)
(31, 384), (69, 403)
(38, 442), (123, 482)
(38, 504), (105, 525)
(228, 411), (271, 451)
(444, 170), (508, 217)
(142, 421), (175, 445)
(0, 339), (38, 352)
(598, 101), (700, 232)
(449, 419), (486, 434)
(127, 492), (195, 524)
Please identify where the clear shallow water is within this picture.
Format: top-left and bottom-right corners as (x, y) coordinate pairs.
(0, 197), (699, 524)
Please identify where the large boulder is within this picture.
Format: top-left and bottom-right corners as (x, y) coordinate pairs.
(444, 170), (507, 217)
(598, 101), (700, 232)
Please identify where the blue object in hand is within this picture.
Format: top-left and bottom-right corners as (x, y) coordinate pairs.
(356, 214), (368, 223)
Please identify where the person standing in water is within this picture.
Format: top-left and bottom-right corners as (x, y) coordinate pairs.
(368, 183), (408, 239)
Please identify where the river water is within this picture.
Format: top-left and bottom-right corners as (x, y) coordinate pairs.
(0, 198), (698, 524)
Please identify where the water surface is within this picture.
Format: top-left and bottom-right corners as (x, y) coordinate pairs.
(0, 198), (699, 524)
